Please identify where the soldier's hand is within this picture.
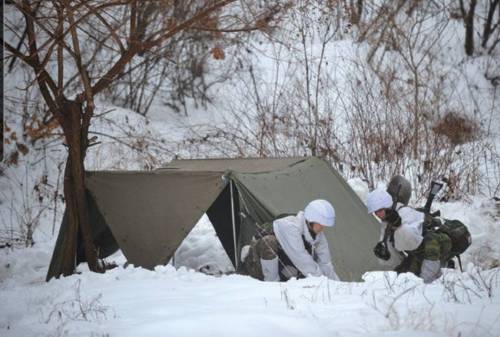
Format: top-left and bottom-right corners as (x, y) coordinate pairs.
(385, 209), (401, 227)
(373, 241), (391, 260)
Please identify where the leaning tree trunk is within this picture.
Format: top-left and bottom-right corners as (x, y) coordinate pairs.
(58, 99), (101, 275)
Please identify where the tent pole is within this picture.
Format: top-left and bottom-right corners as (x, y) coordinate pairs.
(229, 179), (238, 270)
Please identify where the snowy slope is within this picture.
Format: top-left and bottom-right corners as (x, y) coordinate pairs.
(1, 176), (499, 337)
(1, 257), (499, 337)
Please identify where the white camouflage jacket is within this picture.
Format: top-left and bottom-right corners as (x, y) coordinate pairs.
(273, 211), (339, 280)
(377, 204), (425, 267)
(377, 205), (441, 283)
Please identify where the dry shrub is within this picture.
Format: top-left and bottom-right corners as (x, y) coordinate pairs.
(432, 112), (480, 146)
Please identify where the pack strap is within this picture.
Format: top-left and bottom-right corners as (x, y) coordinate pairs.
(277, 235), (312, 280)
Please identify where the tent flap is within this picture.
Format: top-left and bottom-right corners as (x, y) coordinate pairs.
(46, 190), (118, 281)
(206, 183), (241, 268)
(85, 170), (226, 269)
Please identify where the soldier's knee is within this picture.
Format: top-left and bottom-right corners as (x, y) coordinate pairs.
(257, 235), (278, 260)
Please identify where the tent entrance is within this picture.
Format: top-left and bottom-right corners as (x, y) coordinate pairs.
(174, 179), (258, 273)
(206, 181), (241, 269)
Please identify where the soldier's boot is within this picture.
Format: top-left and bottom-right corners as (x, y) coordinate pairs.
(260, 257), (279, 281)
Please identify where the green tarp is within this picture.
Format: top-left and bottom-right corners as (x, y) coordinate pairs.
(47, 157), (386, 281)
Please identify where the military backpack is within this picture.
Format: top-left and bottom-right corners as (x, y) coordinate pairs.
(432, 219), (472, 257)
(422, 216), (472, 271)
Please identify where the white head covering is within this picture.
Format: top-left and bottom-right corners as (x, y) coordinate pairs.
(366, 189), (393, 213)
(304, 199), (335, 227)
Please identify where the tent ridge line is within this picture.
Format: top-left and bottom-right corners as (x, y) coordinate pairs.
(221, 157), (311, 177)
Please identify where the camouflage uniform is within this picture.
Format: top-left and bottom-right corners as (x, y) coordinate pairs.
(243, 235), (279, 281)
(396, 230), (452, 277)
(243, 211), (337, 281)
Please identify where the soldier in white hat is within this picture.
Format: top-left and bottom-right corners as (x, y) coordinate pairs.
(243, 199), (339, 282)
(366, 189), (451, 283)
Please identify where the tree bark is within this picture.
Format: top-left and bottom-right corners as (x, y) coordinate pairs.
(59, 100), (101, 275)
(460, 0), (477, 56)
(482, 0), (499, 49)
(349, 0), (363, 25)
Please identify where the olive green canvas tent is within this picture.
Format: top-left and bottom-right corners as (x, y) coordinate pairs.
(47, 157), (386, 281)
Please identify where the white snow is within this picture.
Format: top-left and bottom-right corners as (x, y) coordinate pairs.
(172, 215), (234, 275)
(1, 182), (499, 337)
(1, 250), (499, 337)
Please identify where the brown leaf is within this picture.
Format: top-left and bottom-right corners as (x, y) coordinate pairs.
(16, 142), (29, 155)
(201, 15), (218, 31)
(211, 46), (225, 60)
(25, 118), (60, 140)
(7, 151), (19, 166)
(256, 18), (270, 31)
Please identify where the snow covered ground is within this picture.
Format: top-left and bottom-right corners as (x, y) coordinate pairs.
(1, 180), (499, 337)
(1, 217), (500, 337)
(1, 244), (499, 337)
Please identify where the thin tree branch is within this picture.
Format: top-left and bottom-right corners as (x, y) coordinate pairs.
(89, 0), (236, 99)
(81, 1), (126, 53)
(65, 0), (94, 111)
(18, 0), (60, 114)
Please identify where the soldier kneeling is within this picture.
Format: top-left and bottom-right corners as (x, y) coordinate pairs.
(367, 189), (452, 283)
(243, 199), (339, 282)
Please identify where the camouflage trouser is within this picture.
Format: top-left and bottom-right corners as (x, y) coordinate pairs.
(243, 235), (278, 281)
(397, 231), (452, 276)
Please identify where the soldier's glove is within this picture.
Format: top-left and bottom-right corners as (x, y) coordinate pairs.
(373, 241), (391, 260)
(384, 209), (401, 228)
(394, 257), (411, 274)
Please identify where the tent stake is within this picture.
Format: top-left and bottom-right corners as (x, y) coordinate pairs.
(230, 179), (238, 270)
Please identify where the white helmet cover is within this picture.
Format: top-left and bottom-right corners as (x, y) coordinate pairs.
(366, 189), (393, 214)
(304, 199), (336, 227)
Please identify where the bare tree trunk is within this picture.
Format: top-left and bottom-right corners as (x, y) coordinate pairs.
(299, 25), (315, 155)
(59, 100), (101, 275)
(60, 159), (78, 275)
(482, 0), (499, 49)
(348, 0), (363, 25)
(460, 0), (477, 56)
